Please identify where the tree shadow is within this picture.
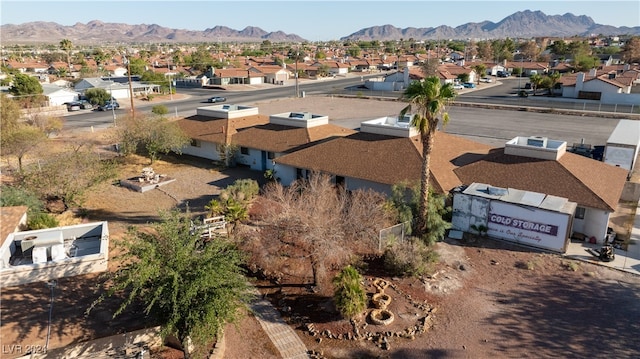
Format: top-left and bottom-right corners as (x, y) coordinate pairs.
(483, 274), (640, 357)
(1, 273), (156, 352)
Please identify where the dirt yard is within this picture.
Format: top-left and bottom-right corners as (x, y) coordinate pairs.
(2, 97), (640, 359)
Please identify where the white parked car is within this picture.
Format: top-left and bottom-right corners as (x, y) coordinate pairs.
(480, 77), (493, 83)
(453, 84), (464, 90)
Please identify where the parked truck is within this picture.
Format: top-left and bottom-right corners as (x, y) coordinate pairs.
(603, 119), (640, 177)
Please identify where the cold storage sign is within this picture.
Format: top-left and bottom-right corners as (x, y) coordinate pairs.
(486, 201), (569, 252)
(488, 214), (558, 236)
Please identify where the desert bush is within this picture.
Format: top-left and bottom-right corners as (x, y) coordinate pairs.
(21, 148), (118, 207)
(151, 104), (169, 115)
(0, 185), (44, 214)
(333, 265), (367, 319)
(27, 211), (59, 230)
(221, 178), (259, 203)
(383, 237), (439, 277)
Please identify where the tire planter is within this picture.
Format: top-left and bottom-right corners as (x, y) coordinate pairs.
(369, 309), (394, 326)
(373, 278), (389, 292)
(372, 292), (392, 309)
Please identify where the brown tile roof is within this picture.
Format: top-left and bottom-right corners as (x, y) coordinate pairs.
(232, 124), (355, 153)
(213, 68), (253, 78)
(275, 131), (493, 193)
(585, 76), (625, 88)
(453, 149), (628, 211)
(176, 114), (269, 145)
(254, 65), (288, 74)
(429, 132), (494, 193)
(1, 206), (28, 247)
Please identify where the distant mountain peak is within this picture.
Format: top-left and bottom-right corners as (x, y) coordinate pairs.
(1, 11), (638, 45)
(341, 10), (635, 41)
(1, 21), (305, 44)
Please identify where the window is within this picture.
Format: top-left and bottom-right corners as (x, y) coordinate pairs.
(267, 152), (275, 160)
(575, 207), (586, 220)
(190, 139), (201, 147)
(240, 147), (249, 155)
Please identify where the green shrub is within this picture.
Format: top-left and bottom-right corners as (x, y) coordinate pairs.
(221, 179), (259, 204)
(205, 179), (259, 227)
(383, 237), (439, 277)
(27, 212), (59, 230)
(333, 265), (367, 319)
(151, 104), (169, 115)
(0, 185), (44, 214)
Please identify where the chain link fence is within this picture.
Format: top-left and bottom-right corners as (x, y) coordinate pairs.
(379, 221), (410, 251)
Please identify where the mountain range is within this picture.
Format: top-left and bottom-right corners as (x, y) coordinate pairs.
(1, 10), (638, 45)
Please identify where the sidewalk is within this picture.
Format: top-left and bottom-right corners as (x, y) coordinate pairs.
(564, 198), (640, 275)
(249, 289), (309, 359)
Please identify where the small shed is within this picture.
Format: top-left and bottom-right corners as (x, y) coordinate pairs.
(603, 119), (640, 175)
(452, 183), (577, 253)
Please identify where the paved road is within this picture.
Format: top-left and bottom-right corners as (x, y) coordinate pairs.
(61, 74), (635, 148)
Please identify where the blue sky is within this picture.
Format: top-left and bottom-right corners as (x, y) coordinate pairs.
(1, 0), (639, 41)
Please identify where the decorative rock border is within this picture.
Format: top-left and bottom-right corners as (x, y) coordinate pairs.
(298, 276), (437, 352)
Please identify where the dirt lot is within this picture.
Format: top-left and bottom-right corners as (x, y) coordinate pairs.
(2, 97), (640, 359)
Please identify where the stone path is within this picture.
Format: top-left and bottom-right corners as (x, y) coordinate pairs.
(250, 291), (309, 359)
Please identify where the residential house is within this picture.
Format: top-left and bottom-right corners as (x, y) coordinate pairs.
(322, 61), (350, 77)
(449, 52), (465, 62)
(209, 67), (264, 86)
(560, 71), (631, 99)
(396, 55), (417, 69)
(74, 77), (157, 99)
(273, 116), (493, 194)
(103, 65), (128, 77)
(41, 83), (80, 106)
(439, 64), (477, 83)
(255, 65), (290, 84)
(508, 61), (549, 77)
(6, 61), (49, 74)
(177, 104), (268, 162)
(232, 111), (355, 172)
(453, 135), (628, 246)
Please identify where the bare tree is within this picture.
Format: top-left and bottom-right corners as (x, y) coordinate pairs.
(242, 173), (394, 293)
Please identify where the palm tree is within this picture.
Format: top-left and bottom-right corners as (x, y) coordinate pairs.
(400, 76), (456, 238)
(547, 72), (561, 96)
(529, 73), (544, 96)
(59, 39), (73, 71)
(472, 64), (487, 85)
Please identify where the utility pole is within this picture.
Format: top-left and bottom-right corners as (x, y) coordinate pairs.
(294, 45), (299, 98)
(125, 54), (135, 118)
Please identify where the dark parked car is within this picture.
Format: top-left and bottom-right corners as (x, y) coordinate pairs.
(462, 82), (476, 88)
(98, 101), (120, 111)
(497, 71), (510, 78)
(65, 100), (93, 111)
(207, 96), (226, 103)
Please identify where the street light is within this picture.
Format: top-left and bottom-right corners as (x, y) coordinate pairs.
(109, 84), (116, 127)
